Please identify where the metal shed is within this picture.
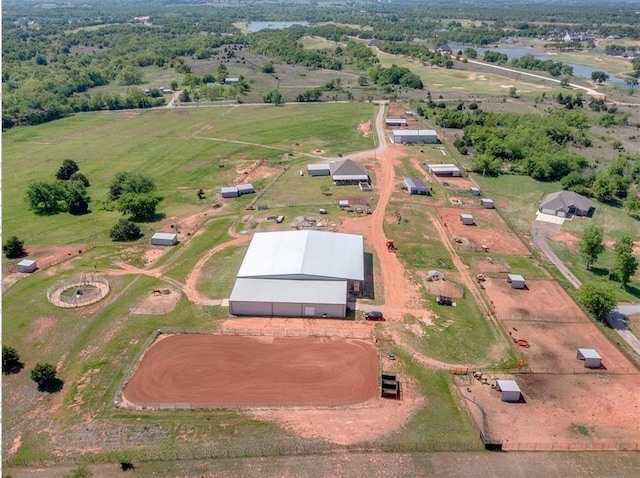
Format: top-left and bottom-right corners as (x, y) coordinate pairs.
(577, 348), (602, 368)
(17, 259), (37, 273)
(237, 183), (255, 195)
(496, 379), (521, 402)
(221, 186), (239, 198)
(307, 164), (331, 176)
(391, 129), (438, 144)
(480, 198), (495, 209)
(151, 232), (178, 246)
(386, 118), (407, 127)
(404, 177), (429, 195)
(470, 187), (481, 196)
(427, 163), (461, 176)
(507, 274), (526, 289)
(460, 214), (474, 225)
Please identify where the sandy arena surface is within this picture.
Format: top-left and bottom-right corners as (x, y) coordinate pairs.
(483, 278), (588, 321)
(458, 373), (640, 449)
(437, 207), (529, 254)
(123, 335), (379, 407)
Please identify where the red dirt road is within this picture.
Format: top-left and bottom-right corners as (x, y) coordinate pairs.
(123, 335), (379, 407)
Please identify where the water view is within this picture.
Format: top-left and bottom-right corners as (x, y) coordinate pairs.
(247, 21), (309, 33)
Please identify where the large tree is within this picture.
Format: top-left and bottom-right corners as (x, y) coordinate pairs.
(591, 71), (609, 83)
(109, 219), (142, 242)
(578, 224), (605, 270)
(67, 189), (90, 215)
(263, 90), (284, 105)
(3, 236), (26, 259)
(25, 180), (68, 215)
(30, 362), (58, 390)
(2, 346), (23, 374)
(577, 281), (616, 322)
(108, 172), (155, 201)
(613, 236), (638, 289)
(55, 159), (80, 180)
(118, 193), (161, 222)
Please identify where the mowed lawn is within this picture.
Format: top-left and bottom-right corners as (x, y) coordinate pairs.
(2, 103), (373, 246)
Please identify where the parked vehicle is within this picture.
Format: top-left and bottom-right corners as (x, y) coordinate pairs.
(436, 295), (453, 306)
(364, 311), (384, 321)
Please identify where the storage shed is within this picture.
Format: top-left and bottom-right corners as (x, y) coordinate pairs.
(151, 232), (178, 246)
(221, 187), (239, 198)
(496, 379), (521, 402)
(307, 163), (331, 176)
(470, 187), (480, 196)
(391, 129), (438, 144)
(229, 230), (364, 318)
(17, 259), (37, 273)
(404, 177), (429, 195)
(480, 198), (495, 209)
(237, 183), (255, 196)
(507, 274), (526, 289)
(460, 214), (474, 225)
(577, 348), (602, 368)
(386, 118), (407, 127)
(427, 163), (461, 176)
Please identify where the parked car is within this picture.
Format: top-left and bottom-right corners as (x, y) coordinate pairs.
(436, 295), (453, 306)
(364, 311), (384, 321)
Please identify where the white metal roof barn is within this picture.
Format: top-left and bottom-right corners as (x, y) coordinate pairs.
(391, 129), (438, 144)
(230, 230), (364, 318)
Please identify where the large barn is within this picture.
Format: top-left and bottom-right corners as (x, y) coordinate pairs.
(391, 129), (438, 144)
(229, 230), (364, 318)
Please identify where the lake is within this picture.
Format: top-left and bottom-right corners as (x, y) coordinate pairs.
(448, 43), (629, 86)
(247, 21), (309, 33)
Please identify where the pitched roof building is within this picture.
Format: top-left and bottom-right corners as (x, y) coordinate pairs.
(539, 191), (592, 217)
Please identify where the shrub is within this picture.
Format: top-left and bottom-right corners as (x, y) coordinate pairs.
(110, 219), (142, 241)
(3, 236), (26, 259)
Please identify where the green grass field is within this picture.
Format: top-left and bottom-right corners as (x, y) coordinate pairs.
(2, 103), (374, 246)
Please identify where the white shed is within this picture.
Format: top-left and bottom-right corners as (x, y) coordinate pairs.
(17, 259), (37, 273)
(496, 379), (521, 402)
(151, 232), (178, 246)
(221, 186), (239, 198)
(480, 198), (495, 209)
(507, 274), (526, 289)
(577, 348), (602, 368)
(307, 164), (331, 176)
(460, 214), (474, 225)
(427, 163), (461, 177)
(470, 187), (480, 196)
(386, 118), (407, 127)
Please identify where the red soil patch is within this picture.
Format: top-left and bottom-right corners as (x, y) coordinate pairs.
(502, 320), (635, 373)
(437, 207), (529, 255)
(604, 239), (640, 255)
(234, 158), (280, 185)
(424, 278), (463, 298)
(459, 373), (640, 449)
(553, 231), (580, 250)
(357, 120), (372, 137)
(472, 257), (511, 275)
(123, 335), (379, 407)
(483, 278), (588, 321)
(435, 175), (475, 190)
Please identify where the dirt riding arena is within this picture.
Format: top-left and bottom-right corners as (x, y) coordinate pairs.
(483, 278), (587, 321)
(122, 334), (379, 408)
(502, 320), (635, 373)
(458, 373), (640, 450)
(434, 175), (476, 191)
(437, 207), (529, 254)
(473, 257), (511, 275)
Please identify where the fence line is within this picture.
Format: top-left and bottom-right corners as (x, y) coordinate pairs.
(47, 275), (109, 308)
(501, 314), (589, 323)
(464, 367), (638, 376)
(124, 399), (378, 411)
(504, 441), (640, 452)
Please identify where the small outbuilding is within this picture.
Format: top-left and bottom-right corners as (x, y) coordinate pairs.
(17, 259), (37, 273)
(221, 186), (239, 198)
(404, 177), (429, 195)
(237, 183), (255, 196)
(151, 232), (178, 246)
(495, 379), (521, 402)
(460, 214), (474, 225)
(428, 163), (461, 177)
(470, 187), (480, 196)
(480, 198), (495, 209)
(307, 164), (331, 176)
(507, 274), (526, 289)
(386, 118), (407, 127)
(577, 348), (602, 368)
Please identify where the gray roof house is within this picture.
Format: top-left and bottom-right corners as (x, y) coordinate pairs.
(539, 191), (592, 218)
(329, 159), (369, 185)
(229, 230), (364, 318)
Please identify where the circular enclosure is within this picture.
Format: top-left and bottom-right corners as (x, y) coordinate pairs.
(47, 276), (109, 308)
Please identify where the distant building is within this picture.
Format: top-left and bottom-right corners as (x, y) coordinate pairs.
(17, 259), (37, 273)
(480, 198), (495, 209)
(329, 159), (369, 185)
(507, 274), (526, 289)
(428, 163), (461, 177)
(391, 129), (438, 144)
(404, 177), (429, 195)
(151, 232), (178, 246)
(460, 214), (474, 226)
(386, 118), (407, 127)
(307, 164), (331, 176)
